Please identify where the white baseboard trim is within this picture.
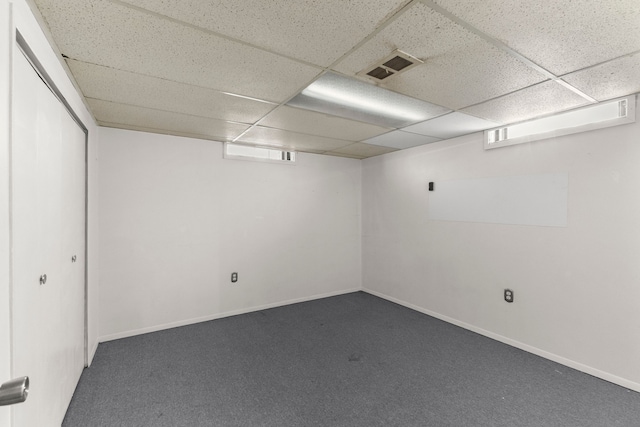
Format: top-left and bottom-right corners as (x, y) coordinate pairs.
(363, 288), (640, 394)
(98, 287), (361, 343)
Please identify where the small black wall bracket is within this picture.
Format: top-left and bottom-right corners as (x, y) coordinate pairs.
(504, 289), (514, 303)
(428, 182), (434, 191)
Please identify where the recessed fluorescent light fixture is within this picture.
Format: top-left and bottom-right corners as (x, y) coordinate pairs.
(287, 72), (449, 128)
(485, 96), (635, 149)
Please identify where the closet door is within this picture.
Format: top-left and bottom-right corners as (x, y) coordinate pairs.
(11, 46), (86, 427)
(59, 81), (87, 400)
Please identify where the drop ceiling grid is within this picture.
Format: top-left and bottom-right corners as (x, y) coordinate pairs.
(236, 126), (357, 153)
(365, 130), (441, 149)
(114, 0), (414, 68)
(229, 3), (447, 153)
(334, 2), (480, 74)
(31, 0), (640, 159)
(34, 0), (323, 103)
(258, 105), (392, 142)
(322, 152), (367, 160)
(385, 45), (551, 110)
(87, 98), (251, 141)
(328, 142), (398, 158)
(403, 112), (499, 139)
(68, 60), (278, 125)
(332, 1), (548, 110)
(96, 122), (240, 144)
(562, 53), (640, 102)
(418, 0), (597, 106)
(431, 0), (640, 76)
(461, 80), (591, 125)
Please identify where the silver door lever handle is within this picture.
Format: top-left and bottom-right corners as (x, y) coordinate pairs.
(0, 376), (29, 406)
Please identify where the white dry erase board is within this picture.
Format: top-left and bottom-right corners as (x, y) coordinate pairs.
(427, 173), (568, 227)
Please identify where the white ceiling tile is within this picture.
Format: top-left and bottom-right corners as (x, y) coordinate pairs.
(381, 47), (546, 110)
(328, 143), (398, 158)
(433, 0), (640, 75)
(333, 2), (546, 109)
(322, 152), (367, 160)
(118, 0), (410, 67)
(364, 130), (441, 149)
(259, 106), (391, 141)
(88, 98), (249, 141)
(402, 112), (500, 139)
(334, 2), (477, 75)
(237, 126), (353, 153)
(461, 81), (591, 125)
(336, 3), (545, 109)
(34, 0), (321, 102)
(68, 60), (277, 124)
(562, 53), (640, 102)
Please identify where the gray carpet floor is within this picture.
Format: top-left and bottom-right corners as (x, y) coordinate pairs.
(63, 292), (640, 426)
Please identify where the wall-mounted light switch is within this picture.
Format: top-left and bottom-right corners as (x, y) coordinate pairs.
(231, 272), (238, 283)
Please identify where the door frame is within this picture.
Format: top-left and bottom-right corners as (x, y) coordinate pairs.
(13, 29), (89, 367)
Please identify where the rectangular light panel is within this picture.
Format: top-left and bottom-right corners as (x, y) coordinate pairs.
(403, 111), (500, 139)
(287, 72), (450, 128)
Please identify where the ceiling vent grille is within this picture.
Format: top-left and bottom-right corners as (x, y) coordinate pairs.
(358, 50), (423, 82)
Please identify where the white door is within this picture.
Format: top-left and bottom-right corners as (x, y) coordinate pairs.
(11, 45), (86, 426)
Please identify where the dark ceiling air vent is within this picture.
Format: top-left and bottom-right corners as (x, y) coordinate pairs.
(383, 55), (413, 72)
(366, 66), (393, 80)
(358, 49), (423, 82)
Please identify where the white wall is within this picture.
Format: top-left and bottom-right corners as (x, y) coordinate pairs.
(362, 108), (640, 392)
(98, 128), (362, 340)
